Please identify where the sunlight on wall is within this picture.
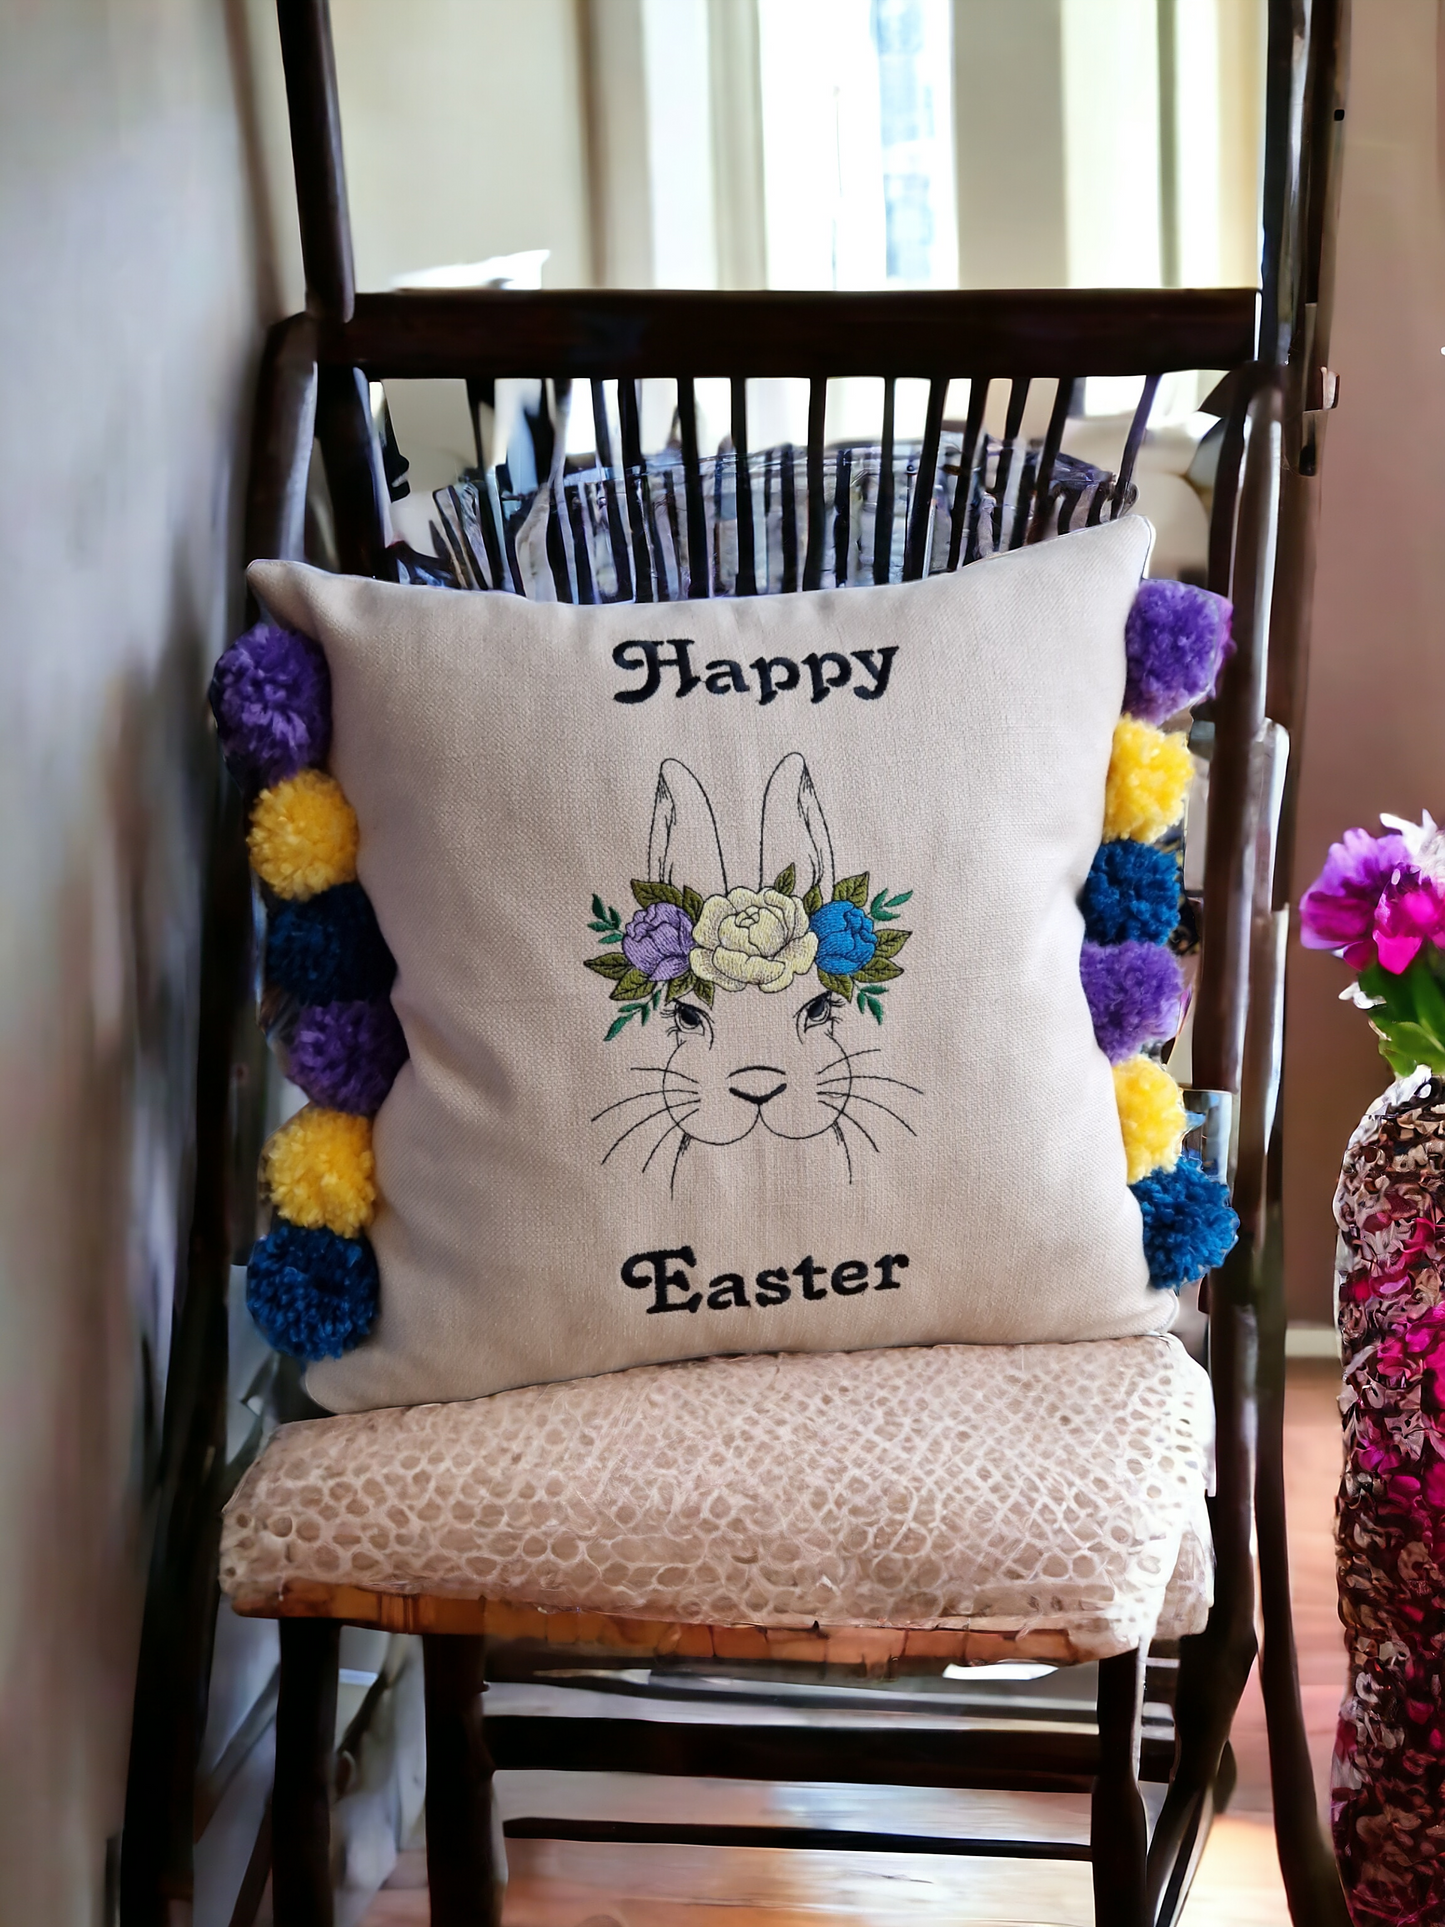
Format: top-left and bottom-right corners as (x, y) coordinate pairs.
(757, 0), (954, 291)
(1061, 0), (1162, 288)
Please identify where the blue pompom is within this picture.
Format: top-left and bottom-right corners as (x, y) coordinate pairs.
(246, 1219), (380, 1359)
(266, 882), (396, 1004)
(1131, 1158), (1239, 1290)
(1081, 839), (1180, 946)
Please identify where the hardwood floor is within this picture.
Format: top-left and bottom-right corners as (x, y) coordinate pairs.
(361, 1360), (1347, 1927)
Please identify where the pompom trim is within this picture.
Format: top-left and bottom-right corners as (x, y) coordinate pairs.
(1131, 1157), (1239, 1290)
(247, 1219), (379, 1360)
(249, 770), (359, 901)
(262, 1104), (376, 1238)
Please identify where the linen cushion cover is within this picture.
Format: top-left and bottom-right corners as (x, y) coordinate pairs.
(249, 516), (1170, 1414)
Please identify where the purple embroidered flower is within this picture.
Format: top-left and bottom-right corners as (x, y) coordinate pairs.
(1300, 829), (1420, 971)
(622, 900), (695, 982)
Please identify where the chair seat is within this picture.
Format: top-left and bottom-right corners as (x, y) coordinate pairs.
(221, 1335), (1214, 1663)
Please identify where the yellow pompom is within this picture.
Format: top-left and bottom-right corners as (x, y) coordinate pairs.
(1104, 717), (1193, 844)
(248, 770), (358, 900)
(263, 1105), (376, 1237)
(1113, 1055), (1186, 1184)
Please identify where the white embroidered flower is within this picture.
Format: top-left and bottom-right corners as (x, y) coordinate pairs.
(690, 887), (818, 993)
(1381, 810), (1445, 887)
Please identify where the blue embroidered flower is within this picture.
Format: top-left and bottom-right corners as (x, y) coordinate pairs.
(810, 898), (878, 975)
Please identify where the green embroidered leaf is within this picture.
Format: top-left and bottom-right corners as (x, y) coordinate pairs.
(833, 873), (870, 908)
(818, 970), (855, 1002)
(608, 903), (623, 927)
(855, 958), (903, 984)
(872, 927), (911, 959)
(869, 889), (888, 917)
(682, 885), (705, 923)
(610, 967), (656, 1003)
(665, 971), (695, 1002)
(863, 996), (886, 1026)
(886, 890), (913, 909)
(651, 987), (663, 1010)
(604, 1006), (641, 1041)
(693, 976), (715, 1007)
(803, 882), (824, 917)
(591, 894), (607, 923)
(598, 931), (625, 945)
(584, 954), (631, 981)
(632, 879), (685, 910)
(773, 864), (796, 896)
(639, 1000), (652, 1025)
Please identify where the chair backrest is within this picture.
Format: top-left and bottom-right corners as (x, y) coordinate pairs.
(244, 0), (1281, 1666)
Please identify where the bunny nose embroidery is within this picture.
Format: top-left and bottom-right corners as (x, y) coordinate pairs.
(728, 1065), (788, 1106)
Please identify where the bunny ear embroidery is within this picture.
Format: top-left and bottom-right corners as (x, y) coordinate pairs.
(584, 751), (916, 1041)
(648, 758), (727, 895)
(759, 752), (835, 905)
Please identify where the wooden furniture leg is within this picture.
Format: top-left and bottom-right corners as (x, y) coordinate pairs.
(272, 1618), (339, 1927)
(1092, 1648), (1149, 1927)
(423, 1634), (503, 1927)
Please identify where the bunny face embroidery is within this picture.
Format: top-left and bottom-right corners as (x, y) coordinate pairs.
(584, 754), (920, 1190)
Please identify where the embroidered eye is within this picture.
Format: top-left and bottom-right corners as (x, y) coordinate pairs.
(798, 991), (839, 1036)
(670, 1001), (713, 1042)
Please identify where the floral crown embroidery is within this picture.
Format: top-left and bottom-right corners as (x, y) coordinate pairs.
(585, 866), (913, 1041)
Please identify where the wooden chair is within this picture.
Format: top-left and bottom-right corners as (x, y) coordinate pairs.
(121, 4), (1354, 1925)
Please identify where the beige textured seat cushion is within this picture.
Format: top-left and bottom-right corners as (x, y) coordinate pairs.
(222, 1335), (1213, 1661)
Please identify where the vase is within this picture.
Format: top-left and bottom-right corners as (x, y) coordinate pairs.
(1332, 1067), (1445, 1923)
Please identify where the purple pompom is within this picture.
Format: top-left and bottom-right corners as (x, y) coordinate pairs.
(1080, 940), (1184, 1062)
(289, 999), (408, 1114)
(1123, 579), (1232, 724)
(209, 621), (332, 788)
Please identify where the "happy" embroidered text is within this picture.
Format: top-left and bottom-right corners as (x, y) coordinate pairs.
(612, 639), (898, 706)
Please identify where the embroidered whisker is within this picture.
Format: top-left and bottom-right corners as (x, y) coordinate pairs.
(641, 1116), (687, 1175)
(601, 1104), (678, 1165)
(629, 1063), (698, 1081)
(832, 1119), (853, 1183)
(827, 1090), (917, 1135)
(818, 1071), (925, 1096)
(826, 1103), (882, 1156)
(590, 1088), (668, 1123)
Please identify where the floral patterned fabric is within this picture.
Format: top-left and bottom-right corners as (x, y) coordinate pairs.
(1333, 1069), (1445, 1922)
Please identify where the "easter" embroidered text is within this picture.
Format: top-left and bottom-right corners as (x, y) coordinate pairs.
(621, 1245), (909, 1313)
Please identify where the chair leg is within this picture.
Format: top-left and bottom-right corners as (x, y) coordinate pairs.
(423, 1633), (503, 1927)
(1092, 1648), (1149, 1927)
(272, 1618), (340, 1927)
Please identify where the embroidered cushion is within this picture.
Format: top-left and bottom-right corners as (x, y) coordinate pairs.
(248, 518), (1172, 1412)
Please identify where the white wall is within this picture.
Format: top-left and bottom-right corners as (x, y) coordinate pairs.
(0, 0), (273, 1916)
(330, 0), (593, 290)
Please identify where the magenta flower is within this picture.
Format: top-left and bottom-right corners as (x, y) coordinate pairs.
(1299, 829), (1432, 971)
(621, 900), (695, 982)
(1375, 877), (1445, 973)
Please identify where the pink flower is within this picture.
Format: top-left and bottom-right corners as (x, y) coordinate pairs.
(1300, 829), (1412, 966)
(1375, 878), (1445, 973)
(1299, 827), (1445, 972)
